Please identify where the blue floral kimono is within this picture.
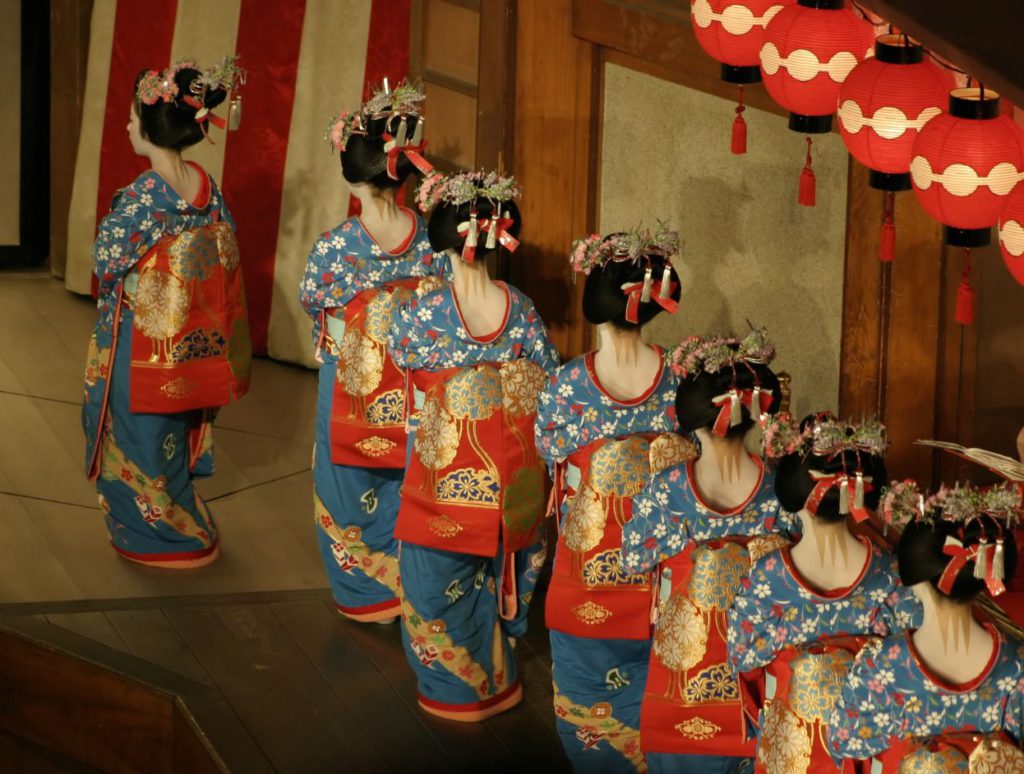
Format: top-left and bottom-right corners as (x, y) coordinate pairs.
(726, 541), (921, 774)
(82, 167), (237, 565)
(828, 623), (1024, 772)
(298, 210), (448, 621)
(387, 281), (560, 720)
(535, 350), (684, 773)
(622, 462), (799, 773)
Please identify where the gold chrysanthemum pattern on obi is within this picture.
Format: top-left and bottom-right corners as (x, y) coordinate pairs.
(415, 394), (459, 470)
(366, 388), (404, 425)
(214, 222), (240, 271)
(683, 663), (740, 703)
(969, 738), (1024, 774)
(435, 467), (500, 506)
(337, 329), (383, 396)
(758, 701), (812, 774)
(582, 549), (649, 588)
(564, 484), (606, 552)
(135, 269), (190, 348)
(649, 433), (698, 475)
(747, 533), (790, 563)
(355, 436), (397, 458)
(674, 716), (721, 741)
(572, 600), (614, 626)
(688, 542), (749, 612)
(446, 367), (502, 421)
(789, 649), (855, 725)
(590, 437), (649, 498)
(160, 376), (196, 400)
(499, 359), (547, 416)
(427, 513), (464, 539)
(655, 595), (708, 674)
(898, 747), (966, 773)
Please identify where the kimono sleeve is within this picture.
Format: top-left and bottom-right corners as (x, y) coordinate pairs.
(534, 368), (577, 471)
(92, 176), (160, 295)
(298, 234), (355, 322)
(521, 302), (561, 374)
(826, 638), (900, 766)
(386, 291), (445, 370)
(726, 560), (778, 673)
(620, 468), (692, 574)
(1002, 662), (1024, 740)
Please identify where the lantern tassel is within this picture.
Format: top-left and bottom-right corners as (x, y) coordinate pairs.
(798, 136), (816, 207)
(955, 248), (975, 326)
(880, 191), (895, 262)
(731, 86), (747, 155)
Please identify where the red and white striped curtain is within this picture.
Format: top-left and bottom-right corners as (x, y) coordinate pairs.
(65, 0), (410, 367)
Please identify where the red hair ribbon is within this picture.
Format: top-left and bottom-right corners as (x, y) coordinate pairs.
(710, 387), (773, 437)
(806, 471), (874, 523)
(182, 95), (226, 141)
(382, 133), (433, 180)
(939, 536), (1005, 596)
(456, 213), (519, 263)
(622, 279), (679, 324)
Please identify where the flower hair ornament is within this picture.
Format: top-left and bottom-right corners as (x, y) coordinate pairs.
(762, 412), (887, 523)
(325, 79), (432, 180)
(136, 56), (245, 141)
(880, 479), (1022, 596)
(570, 223), (681, 324)
(416, 170), (522, 263)
(670, 326), (776, 438)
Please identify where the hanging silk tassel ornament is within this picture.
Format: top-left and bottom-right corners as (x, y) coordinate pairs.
(838, 478), (850, 515)
(732, 85), (748, 155)
(640, 265), (653, 303)
(729, 388), (742, 428)
(955, 248), (976, 325)
(749, 385), (762, 420)
(411, 116), (424, 146)
(659, 263), (673, 299)
(880, 190), (896, 261)
(227, 93), (242, 131)
(994, 537), (1006, 582)
(974, 538), (989, 580)
(485, 212), (500, 250)
(798, 136), (816, 207)
(395, 117), (408, 146)
(854, 471), (865, 512)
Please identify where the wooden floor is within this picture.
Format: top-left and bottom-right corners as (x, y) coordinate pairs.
(0, 274), (568, 772)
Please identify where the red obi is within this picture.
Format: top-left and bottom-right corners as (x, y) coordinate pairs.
(546, 433), (696, 640)
(325, 277), (435, 468)
(862, 732), (1024, 774)
(749, 637), (869, 774)
(641, 533), (788, 756)
(395, 359), (549, 558)
(128, 221), (251, 413)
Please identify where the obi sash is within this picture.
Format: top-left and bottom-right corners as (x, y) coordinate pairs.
(641, 532), (788, 756)
(750, 637), (869, 774)
(546, 432), (696, 640)
(395, 358), (549, 558)
(127, 221), (251, 414)
(864, 732), (1024, 774)
(326, 277), (430, 468)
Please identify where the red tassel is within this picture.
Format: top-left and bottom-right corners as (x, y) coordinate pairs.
(798, 137), (816, 207)
(880, 191), (896, 261)
(731, 86), (747, 155)
(955, 249), (975, 325)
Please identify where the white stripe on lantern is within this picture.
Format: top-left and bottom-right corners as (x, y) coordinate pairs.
(760, 43), (859, 83)
(911, 156), (1024, 197)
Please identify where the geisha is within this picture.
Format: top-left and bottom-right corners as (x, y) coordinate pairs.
(621, 329), (797, 774)
(535, 225), (690, 773)
(828, 480), (1024, 772)
(726, 413), (921, 774)
(298, 82), (445, 623)
(387, 170), (560, 721)
(82, 57), (249, 567)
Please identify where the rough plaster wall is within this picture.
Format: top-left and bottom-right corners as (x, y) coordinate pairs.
(600, 64), (848, 419)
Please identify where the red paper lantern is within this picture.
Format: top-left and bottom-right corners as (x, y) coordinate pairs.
(838, 35), (953, 260)
(759, 0), (874, 205)
(910, 87), (1024, 247)
(691, 0), (797, 154)
(998, 183), (1024, 285)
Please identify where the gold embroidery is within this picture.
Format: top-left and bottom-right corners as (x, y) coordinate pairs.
(446, 367), (502, 421)
(747, 533), (790, 563)
(435, 467), (500, 506)
(683, 663), (740, 703)
(898, 746), (966, 773)
(674, 716), (722, 741)
(214, 222), (240, 271)
(758, 702), (812, 774)
(416, 275), (445, 297)
(789, 649), (855, 725)
(573, 600), (613, 625)
(969, 738), (1024, 774)
(364, 289), (396, 344)
(654, 595), (708, 697)
(590, 437), (650, 498)
(168, 227), (220, 280)
(503, 465), (545, 537)
(688, 542), (749, 612)
(337, 329), (383, 396)
(427, 514), (464, 538)
(582, 549), (649, 588)
(499, 359), (547, 417)
(160, 376), (196, 399)
(564, 484), (606, 552)
(649, 433), (698, 475)
(134, 269), (191, 362)
(366, 389), (404, 425)
(552, 682), (645, 771)
(355, 436), (397, 458)
(415, 394), (459, 470)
